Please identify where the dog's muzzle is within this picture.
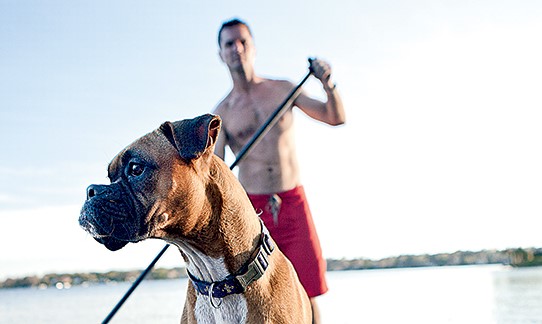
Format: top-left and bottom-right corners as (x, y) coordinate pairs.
(79, 184), (141, 251)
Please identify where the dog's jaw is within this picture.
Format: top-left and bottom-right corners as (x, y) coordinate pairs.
(79, 181), (150, 251)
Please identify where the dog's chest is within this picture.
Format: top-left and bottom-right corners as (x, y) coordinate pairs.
(185, 254), (248, 323)
(194, 294), (248, 323)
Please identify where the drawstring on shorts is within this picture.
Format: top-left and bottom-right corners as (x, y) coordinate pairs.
(267, 194), (282, 226)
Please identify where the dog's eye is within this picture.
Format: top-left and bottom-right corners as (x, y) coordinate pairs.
(128, 162), (145, 177)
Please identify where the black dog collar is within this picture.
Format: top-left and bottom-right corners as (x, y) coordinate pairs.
(187, 219), (275, 306)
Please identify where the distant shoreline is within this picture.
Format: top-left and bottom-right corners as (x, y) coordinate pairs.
(2, 247), (541, 290)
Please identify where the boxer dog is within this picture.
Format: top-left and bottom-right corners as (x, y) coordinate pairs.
(79, 114), (311, 323)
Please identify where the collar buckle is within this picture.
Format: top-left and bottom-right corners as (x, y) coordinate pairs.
(236, 247), (269, 289)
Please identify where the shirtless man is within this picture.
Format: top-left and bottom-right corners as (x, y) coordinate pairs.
(213, 18), (345, 323)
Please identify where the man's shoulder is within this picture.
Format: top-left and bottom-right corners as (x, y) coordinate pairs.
(261, 78), (294, 88)
(213, 92), (234, 114)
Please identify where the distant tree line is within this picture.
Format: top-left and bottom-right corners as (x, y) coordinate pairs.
(326, 247), (542, 271)
(2, 247), (542, 289)
(0, 268), (187, 290)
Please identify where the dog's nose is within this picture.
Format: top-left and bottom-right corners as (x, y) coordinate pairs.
(86, 185), (105, 200)
(87, 187), (95, 199)
(87, 185), (97, 200)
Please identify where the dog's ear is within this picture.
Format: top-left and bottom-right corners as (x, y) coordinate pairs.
(160, 114), (222, 161)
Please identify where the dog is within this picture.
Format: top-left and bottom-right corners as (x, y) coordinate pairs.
(79, 114), (311, 323)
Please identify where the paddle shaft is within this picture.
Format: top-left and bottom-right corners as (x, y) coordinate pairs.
(102, 244), (170, 324)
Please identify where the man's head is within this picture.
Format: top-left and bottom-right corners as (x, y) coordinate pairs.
(218, 18), (255, 72)
(218, 18), (252, 48)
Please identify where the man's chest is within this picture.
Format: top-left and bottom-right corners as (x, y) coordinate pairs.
(223, 94), (293, 143)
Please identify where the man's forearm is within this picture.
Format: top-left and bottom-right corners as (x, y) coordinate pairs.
(324, 83), (346, 125)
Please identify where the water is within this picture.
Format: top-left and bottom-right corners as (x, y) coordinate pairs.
(1, 265), (542, 323)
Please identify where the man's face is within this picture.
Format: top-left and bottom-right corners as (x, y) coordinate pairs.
(219, 24), (255, 71)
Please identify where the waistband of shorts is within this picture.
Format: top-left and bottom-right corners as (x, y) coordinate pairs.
(247, 185), (305, 200)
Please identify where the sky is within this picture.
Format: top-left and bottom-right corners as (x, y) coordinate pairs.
(1, 0), (541, 280)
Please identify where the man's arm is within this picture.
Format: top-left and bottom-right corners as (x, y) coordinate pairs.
(294, 59), (346, 126)
(213, 104), (228, 160)
(214, 126), (227, 159)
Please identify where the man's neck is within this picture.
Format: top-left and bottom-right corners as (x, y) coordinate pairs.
(230, 67), (260, 92)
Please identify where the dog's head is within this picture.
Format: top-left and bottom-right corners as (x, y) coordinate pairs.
(79, 114), (221, 251)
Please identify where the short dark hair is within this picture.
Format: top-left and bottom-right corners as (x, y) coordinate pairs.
(218, 18), (252, 47)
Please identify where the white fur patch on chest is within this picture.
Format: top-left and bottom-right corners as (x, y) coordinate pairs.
(194, 294), (247, 324)
(184, 252), (248, 323)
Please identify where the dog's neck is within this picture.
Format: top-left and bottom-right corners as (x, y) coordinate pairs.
(175, 240), (231, 283)
(168, 158), (261, 283)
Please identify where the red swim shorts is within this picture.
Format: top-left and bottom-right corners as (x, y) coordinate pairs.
(248, 186), (328, 298)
